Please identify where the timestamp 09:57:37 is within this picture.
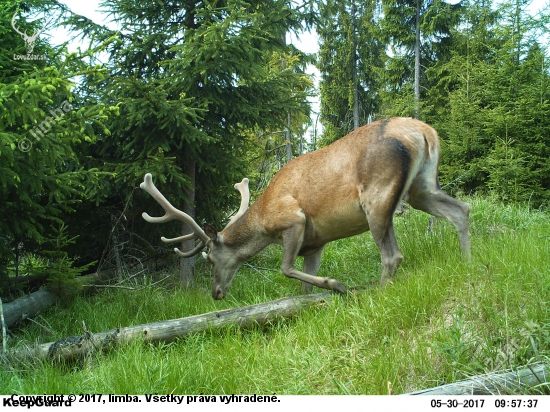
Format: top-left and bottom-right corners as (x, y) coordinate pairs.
(430, 399), (539, 409)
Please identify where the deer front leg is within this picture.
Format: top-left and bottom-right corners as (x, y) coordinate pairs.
(280, 220), (346, 294)
(301, 245), (326, 294)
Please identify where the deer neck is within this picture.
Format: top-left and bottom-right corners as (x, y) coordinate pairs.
(220, 206), (271, 261)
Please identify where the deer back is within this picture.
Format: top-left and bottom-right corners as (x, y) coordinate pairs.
(228, 117), (439, 248)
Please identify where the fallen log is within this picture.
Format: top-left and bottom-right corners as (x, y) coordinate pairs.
(2, 290), (58, 329)
(407, 362), (549, 395)
(2, 271), (114, 329)
(6, 291), (334, 363)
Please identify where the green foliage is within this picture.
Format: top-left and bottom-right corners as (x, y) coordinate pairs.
(3, 4), (550, 394)
(317, 0), (384, 145)
(32, 223), (95, 296)
(378, 0), (462, 117)
(0, 1), (117, 290)
(424, 0), (550, 205)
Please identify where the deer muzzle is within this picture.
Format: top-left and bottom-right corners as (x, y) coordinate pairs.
(212, 284), (226, 300)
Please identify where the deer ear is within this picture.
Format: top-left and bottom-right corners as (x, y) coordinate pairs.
(204, 223), (218, 242)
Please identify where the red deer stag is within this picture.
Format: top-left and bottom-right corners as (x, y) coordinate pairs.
(141, 117), (471, 300)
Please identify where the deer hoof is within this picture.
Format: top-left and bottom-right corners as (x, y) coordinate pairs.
(379, 277), (394, 288)
(330, 279), (347, 294)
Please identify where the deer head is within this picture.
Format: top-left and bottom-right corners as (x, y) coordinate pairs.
(140, 174), (253, 299)
(142, 117), (471, 300)
(11, 12), (49, 55)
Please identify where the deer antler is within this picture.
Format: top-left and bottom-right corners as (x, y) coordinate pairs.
(141, 173), (210, 257)
(225, 178), (250, 228)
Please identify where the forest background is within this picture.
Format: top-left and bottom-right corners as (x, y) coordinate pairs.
(1, 0), (549, 297)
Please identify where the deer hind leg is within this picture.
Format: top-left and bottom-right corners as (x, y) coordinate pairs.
(300, 245), (326, 294)
(280, 215), (346, 294)
(358, 138), (409, 287)
(408, 189), (471, 260)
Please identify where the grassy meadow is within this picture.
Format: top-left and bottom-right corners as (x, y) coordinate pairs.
(1, 195), (549, 394)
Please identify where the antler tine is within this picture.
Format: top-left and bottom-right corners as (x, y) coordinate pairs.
(225, 178), (250, 228)
(11, 13), (26, 36)
(161, 234), (205, 258)
(173, 241), (205, 258)
(140, 173), (210, 245)
(161, 233), (205, 257)
(160, 233), (198, 243)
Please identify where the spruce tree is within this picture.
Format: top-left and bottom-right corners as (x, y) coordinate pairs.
(380, 0), (462, 119)
(317, 0), (384, 145)
(0, 0), (116, 295)
(78, 0), (313, 286)
(425, 0), (550, 204)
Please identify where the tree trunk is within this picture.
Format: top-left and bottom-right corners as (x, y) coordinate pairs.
(6, 292), (334, 363)
(178, 2), (198, 288)
(111, 214), (124, 282)
(1, 298), (6, 353)
(180, 144), (196, 288)
(285, 111), (292, 163)
(352, 3), (360, 130)
(414, 0), (421, 119)
(281, 33), (293, 164)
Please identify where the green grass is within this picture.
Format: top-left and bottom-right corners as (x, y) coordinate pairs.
(2, 195), (549, 394)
